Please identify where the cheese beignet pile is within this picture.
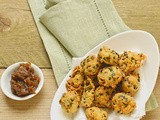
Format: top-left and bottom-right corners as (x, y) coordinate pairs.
(59, 46), (146, 120)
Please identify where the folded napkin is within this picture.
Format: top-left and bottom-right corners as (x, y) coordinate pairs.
(28, 0), (158, 112)
(40, 0), (130, 57)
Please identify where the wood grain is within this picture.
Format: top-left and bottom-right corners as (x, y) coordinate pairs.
(0, 0), (51, 68)
(0, 0), (160, 68)
(113, 0), (160, 48)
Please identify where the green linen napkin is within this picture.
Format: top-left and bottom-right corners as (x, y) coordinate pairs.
(28, 0), (158, 111)
(28, 0), (72, 86)
(40, 0), (130, 57)
(45, 0), (65, 8)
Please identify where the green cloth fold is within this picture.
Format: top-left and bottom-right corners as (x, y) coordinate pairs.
(28, 0), (158, 111)
(28, 0), (72, 86)
(45, 0), (65, 9)
(40, 0), (130, 57)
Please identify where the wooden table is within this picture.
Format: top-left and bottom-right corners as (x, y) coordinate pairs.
(0, 0), (160, 119)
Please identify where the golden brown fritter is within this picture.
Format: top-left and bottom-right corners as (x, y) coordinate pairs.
(85, 107), (108, 120)
(97, 46), (119, 66)
(80, 55), (100, 76)
(94, 86), (114, 108)
(119, 51), (146, 75)
(66, 66), (84, 95)
(122, 74), (140, 96)
(98, 66), (123, 89)
(81, 77), (95, 108)
(59, 91), (80, 113)
(112, 93), (136, 114)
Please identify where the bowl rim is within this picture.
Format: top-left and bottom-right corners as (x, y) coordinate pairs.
(0, 62), (44, 101)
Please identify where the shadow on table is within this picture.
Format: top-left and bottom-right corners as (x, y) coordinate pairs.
(3, 88), (45, 111)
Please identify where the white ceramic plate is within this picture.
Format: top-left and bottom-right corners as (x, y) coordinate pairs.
(50, 30), (159, 120)
(1, 62), (44, 100)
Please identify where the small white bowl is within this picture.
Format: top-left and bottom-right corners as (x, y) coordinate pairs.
(0, 62), (44, 100)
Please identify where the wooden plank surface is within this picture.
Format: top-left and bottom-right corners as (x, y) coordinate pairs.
(0, 0), (160, 120)
(0, 0), (51, 68)
(0, 0), (160, 68)
(113, 0), (160, 48)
